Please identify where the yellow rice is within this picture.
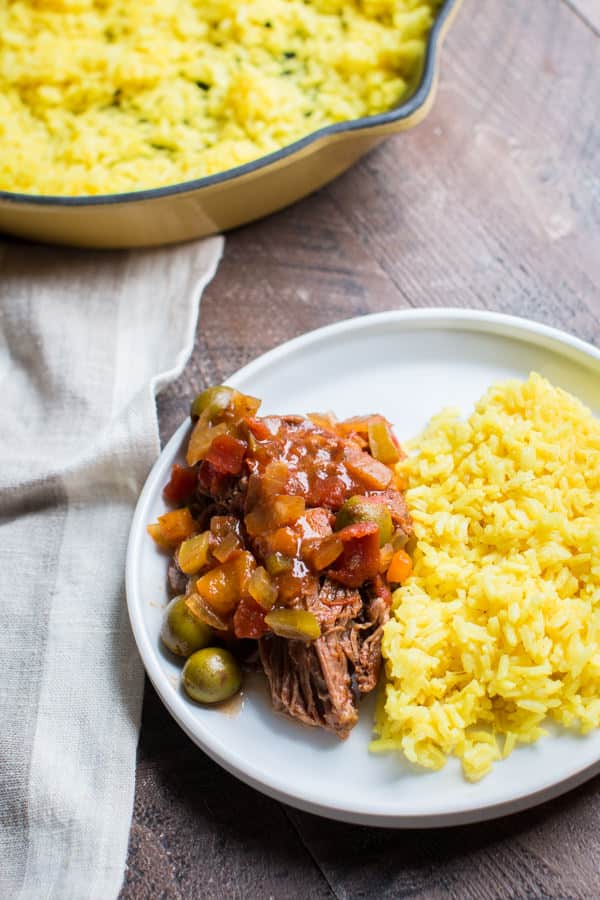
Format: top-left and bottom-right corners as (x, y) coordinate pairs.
(0, 0), (437, 196)
(372, 373), (600, 781)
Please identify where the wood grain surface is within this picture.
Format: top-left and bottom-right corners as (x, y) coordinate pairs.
(121, 0), (600, 897)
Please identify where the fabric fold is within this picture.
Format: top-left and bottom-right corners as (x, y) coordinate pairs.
(0, 236), (223, 899)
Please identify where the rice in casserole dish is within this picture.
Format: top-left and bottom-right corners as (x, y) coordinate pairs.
(0, 0), (438, 196)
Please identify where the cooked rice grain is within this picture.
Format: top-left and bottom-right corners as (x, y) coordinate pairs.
(0, 0), (437, 196)
(371, 373), (600, 781)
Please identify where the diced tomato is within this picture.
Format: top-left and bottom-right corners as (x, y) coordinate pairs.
(344, 445), (393, 491)
(368, 489), (412, 535)
(335, 522), (379, 544)
(162, 464), (197, 504)
(298, 507), (334, 539)
(198, 460), (232, 496)
(328, 521), (380, 588)
(244, 416), (273, 441)
(311, 475), (347, 509)
(205, 434), (247, 475)
(233, 597), (270, 639)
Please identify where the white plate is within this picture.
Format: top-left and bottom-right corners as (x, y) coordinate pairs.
(126, 309), (600, 827)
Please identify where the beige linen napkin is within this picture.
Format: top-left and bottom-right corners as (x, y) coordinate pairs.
(0, 236), (223, 899)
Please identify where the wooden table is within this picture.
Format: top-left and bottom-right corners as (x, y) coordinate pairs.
(121, 1), (600, 896)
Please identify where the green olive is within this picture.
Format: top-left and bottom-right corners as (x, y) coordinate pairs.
(335, 495), (393, 546)
(190, 385), (234, 421)
(160, 595), (214, 657)
(182, 647), (242, 703)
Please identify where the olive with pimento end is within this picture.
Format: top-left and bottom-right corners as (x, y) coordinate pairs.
(160, 595), (214, 657)
(334, 495), (393, 546)
(182, 647), (242, 703)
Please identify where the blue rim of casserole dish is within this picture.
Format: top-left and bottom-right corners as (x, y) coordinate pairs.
(0, 0), (458, 208)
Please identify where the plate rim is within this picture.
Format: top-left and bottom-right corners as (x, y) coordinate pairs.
(126, 307), (600, 827)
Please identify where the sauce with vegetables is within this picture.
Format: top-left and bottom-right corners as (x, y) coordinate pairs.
(150, 386), (414, 734)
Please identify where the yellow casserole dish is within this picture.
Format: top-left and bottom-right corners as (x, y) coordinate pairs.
(0, 0), (462, 249)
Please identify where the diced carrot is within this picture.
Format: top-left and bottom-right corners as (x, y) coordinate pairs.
(205, 434), (247, 475)
(146, 523), (172, 551)
(158, 507), (196, 541)
(149, 508), (197, 546)
(387, 549), (413, 584)
(195, 565), (238, 615)
(162, 464), (197, 504)
(195, 551), (255, 615)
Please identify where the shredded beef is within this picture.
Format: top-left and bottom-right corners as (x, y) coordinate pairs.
(259, 576), (391, 738)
